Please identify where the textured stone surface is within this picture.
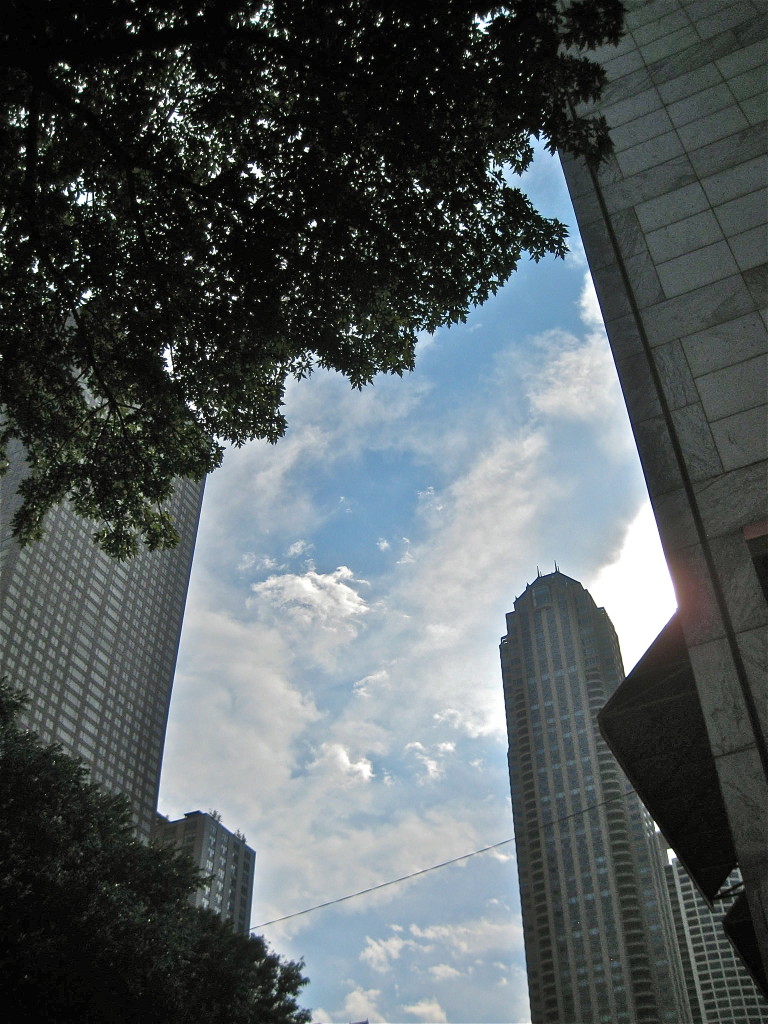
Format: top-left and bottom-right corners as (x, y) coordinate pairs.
(559, 0), (768, 974)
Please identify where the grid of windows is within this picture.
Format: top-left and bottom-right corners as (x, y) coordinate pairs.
(154, 811), (256, 935)
(0, 440), (203, 837)
(665, 858), (768, 1023)
(501, 572), (691, 1023)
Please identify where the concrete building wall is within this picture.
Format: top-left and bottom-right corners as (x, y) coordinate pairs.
(560, 0), (767, 966)
(155, 810), (256, 936)
(0, 440), (203, 837)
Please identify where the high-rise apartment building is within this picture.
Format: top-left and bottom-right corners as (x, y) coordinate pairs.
(0, 439), (203, 837)
(500, 570), (690, 1024)
(559, 0), (767, 979)
(663, 851), (768, 1023)
(155, 810), (256, 936)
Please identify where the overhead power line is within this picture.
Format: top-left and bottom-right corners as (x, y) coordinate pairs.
(251, 787), (633, 931)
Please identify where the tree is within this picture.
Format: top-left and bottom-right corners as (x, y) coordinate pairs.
(0, 682), (311, 1024)
(1, 0), (624, 557)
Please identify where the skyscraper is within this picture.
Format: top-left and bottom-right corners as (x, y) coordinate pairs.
(500, 570), (690, 1024)
(0, 440), (203, 837)
(155, 810), (256, 936)
(663, 852), (768, 1023)
(559, 0), (767, 976)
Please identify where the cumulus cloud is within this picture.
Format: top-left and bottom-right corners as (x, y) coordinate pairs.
(309, 742), (374, 783)
(249, 566), (369, 634)
(429, 963), (462, 980)
(319, 987), (385, 1024)
(401, 997), (447, 1022)
(376, 538), (390, 551)
(360, 933), (415, 972)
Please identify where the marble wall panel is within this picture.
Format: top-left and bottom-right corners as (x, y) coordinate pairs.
(713, 191), (765, 237)
(701, 153), (767, 206)
(635, 181), (710, 232)
(681, 312), (766, 376)
(688, 637), (756, 755)
(669, 403), (724, 480)
(692, 461), (768, 538)
(677, 103), (750, 150)
(695, 354), (768, 420)
(710, 406), (768, 471)
(689, 122), (766, 177)
(729, 224), (768, 272)
(643, 274), (756, 346)
(646, 209), (723, 263)
(656, 240), (739, 298)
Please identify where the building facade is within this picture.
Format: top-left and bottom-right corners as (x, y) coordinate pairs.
(559, 0), (767, 979)
(0, 440), (203, 837)
(155, 810), (256, 935)
(500, 570), (690, 1024)
(663, 851), (768, 1022)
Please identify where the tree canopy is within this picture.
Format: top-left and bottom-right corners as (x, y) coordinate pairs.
(1, 0), (624, 557)
(0, 681), (311, 1023)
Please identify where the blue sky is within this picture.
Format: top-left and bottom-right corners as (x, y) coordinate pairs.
(158, 150), (676, 1024)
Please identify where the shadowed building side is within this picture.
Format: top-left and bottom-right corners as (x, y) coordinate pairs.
(0, 439), (203, 837)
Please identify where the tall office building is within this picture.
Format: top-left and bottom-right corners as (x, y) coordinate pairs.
(155, 810), (256, 936)
(663, 851), (768, 1023)
(0, 439), (203, 837)
(559, 0), (767, 979)
(500, 570), (690, 1024)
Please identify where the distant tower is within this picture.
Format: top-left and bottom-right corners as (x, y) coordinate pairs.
(500, 570), (690, 1023)
(663, 849), (768, 1023)
(0, 440), (203, 837)
(155, 810), (256, 935)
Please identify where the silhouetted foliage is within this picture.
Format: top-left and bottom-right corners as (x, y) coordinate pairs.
(0, 682), (311, 1023)
(1, 0), (624, 556)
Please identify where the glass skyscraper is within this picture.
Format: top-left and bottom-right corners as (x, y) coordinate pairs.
(0, 439), (203, 837)
(500, 570), (690, 1024)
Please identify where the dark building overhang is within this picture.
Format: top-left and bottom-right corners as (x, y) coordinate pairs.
(597, 613), (736, 901)
(724, 892), (768, 996)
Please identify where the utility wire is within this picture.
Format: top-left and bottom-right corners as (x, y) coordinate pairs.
(251, 787), (633, 931)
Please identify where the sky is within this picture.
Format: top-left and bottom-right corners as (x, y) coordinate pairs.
(157, 150), (677, 1024)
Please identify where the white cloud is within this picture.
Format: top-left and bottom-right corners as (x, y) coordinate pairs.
(309, 742), (374, 783)
(587, 501), (676, 671)
(376, 538), (390, 551)
(249, 566), (369, 634)
(526, 327), (619, 422)
(315, 987), (385, 1019)
(401, 997), (447, 1022)
(353, 668), (391, 697)
(360, 933), (415, 972)
(428, 963), (462, 980)
(237, 552), (278, 573)
(286, 539), (313, 558)
(579, 271), (604, 328)
(410, 916), (524, 958)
